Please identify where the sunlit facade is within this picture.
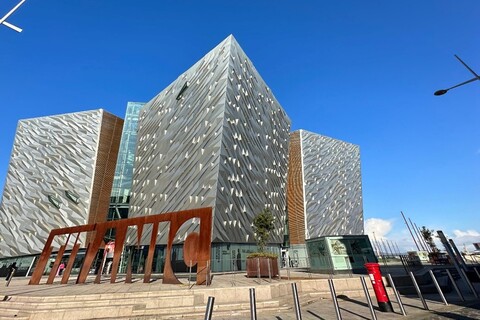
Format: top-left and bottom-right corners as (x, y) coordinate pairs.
(287, 130), (364, 266)
(128, 35), (291, 270)
(0, 110), (123, 257)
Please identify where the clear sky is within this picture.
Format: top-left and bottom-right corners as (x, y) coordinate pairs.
(1, 1), (479, 252)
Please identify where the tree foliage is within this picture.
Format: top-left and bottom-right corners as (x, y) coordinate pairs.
(420, 226), (439, 252)
(252, 209), (275, 253)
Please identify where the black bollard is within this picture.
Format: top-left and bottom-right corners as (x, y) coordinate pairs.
(291, 282), (302, 320)
(249, 288), (257, 320)
(204, 296), (215, 320)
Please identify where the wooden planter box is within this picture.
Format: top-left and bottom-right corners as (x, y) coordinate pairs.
(246, 256), (279, 278)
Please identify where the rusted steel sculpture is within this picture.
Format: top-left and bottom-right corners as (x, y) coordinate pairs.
(29, 207), (212, 285)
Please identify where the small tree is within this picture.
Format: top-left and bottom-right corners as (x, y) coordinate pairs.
(252, 208), (275, 253)
(420, 226), (439, 253)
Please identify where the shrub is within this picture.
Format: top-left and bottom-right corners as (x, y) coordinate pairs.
(251, 208), (275, 254)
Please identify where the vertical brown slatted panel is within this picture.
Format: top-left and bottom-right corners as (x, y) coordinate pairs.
(62, 242), (80, 284)
(287, 131), (306, 245)
(46, 244), (67, 284)
(86, 112), (124, 244)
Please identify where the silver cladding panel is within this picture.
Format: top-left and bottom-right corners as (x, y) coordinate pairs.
(0, 110), (104, 257)
(300, 130), (364, 239)
(129, 35), (291, 244)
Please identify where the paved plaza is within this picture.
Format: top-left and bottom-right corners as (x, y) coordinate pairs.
(1, 267), (479, 319)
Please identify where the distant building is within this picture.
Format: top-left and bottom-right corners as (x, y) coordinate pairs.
(108, 102), (145, 222)
(0, 110), (123, 257)
(287, 130), (363, 265)
(129, 35), (291, 271)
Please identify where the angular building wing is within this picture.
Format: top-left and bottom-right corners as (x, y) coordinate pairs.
(129, 35), (291, 245)
(0, 110), (123, 257)
(287, 129), (363, 260)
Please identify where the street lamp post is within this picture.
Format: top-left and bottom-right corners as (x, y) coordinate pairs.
(0, 0), (26, 32)
(434, 55), (480, 96)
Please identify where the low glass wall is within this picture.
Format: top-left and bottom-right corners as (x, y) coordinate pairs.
(307, 235), (377, 274)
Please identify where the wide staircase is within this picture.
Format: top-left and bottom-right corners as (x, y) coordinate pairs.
(1, 291), (291, 319)
(0, 277), (374, 320)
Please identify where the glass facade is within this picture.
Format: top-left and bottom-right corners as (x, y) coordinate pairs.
(109, 102), (145, 221)
(286, 244), (309, 268)
(0, 255), (36, 277)
(118, 243), (280, 274)
(100, 243), (281, 275)
(306, 235), (377, 274)
(210, 243), (280, 272)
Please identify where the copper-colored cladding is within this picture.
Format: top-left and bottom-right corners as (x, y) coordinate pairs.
(246, 257), (279, 277)
(46, 232), (71, 284)
(30, 224), (94, 286)
(86, 113), (124, 244)
(287, 131), (306, 245)
(109, 224), (127, 283)
(46, 244), (66, 284)
(29, 207), (212, 286)
(183, 232), (200, 267)
(125, 251), (133, 284)
(61, 242), (80, 284)
(143, 222), (159, 283)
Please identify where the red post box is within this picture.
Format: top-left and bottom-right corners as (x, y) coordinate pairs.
(364, 263), (393, 312)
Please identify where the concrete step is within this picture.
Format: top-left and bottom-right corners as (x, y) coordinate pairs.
(1, 304), (137, 320)
(0, 277), (378, 319)
(0, 307), (30, 320)
(131, 299), (283, 317)
(9, 299), (290, 320)
(0, 316), (29, 320)
(8, 289), (196, 303)
(0, 294), (287, 319)
(5, 293), (203, 310)
(109, 304), (293, 320)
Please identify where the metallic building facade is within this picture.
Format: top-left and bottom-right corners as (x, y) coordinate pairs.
(129, 35), (291, 245)
(287, 130), (364, 247)
(109, 102), (145, 221)
(0, 110), (123, 257)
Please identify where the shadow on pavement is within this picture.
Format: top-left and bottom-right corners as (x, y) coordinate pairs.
(306, 309), (327, 319)
(338, 307), (370, 320)
(402, 302), (431, 311)
(425, 311), (476, 320)
(337, 294), (381, 311)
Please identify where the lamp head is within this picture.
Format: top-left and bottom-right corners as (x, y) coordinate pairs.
(434, 89), (448, 96)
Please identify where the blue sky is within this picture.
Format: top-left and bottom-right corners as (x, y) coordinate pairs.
(1, 1), (479, 251)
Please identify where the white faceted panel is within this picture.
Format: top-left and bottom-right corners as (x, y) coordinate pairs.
(0, 110), (105, 257)
(129, 35), (291, 244)
(300, 130), (364, 239)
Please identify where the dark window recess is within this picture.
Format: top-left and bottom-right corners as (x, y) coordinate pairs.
(65, 190), (80, 204)
(176, 82), (189, 100)
(47, 195), (61, 209)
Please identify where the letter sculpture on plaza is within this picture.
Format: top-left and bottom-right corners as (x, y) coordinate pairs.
(29, 207), (212, 285)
